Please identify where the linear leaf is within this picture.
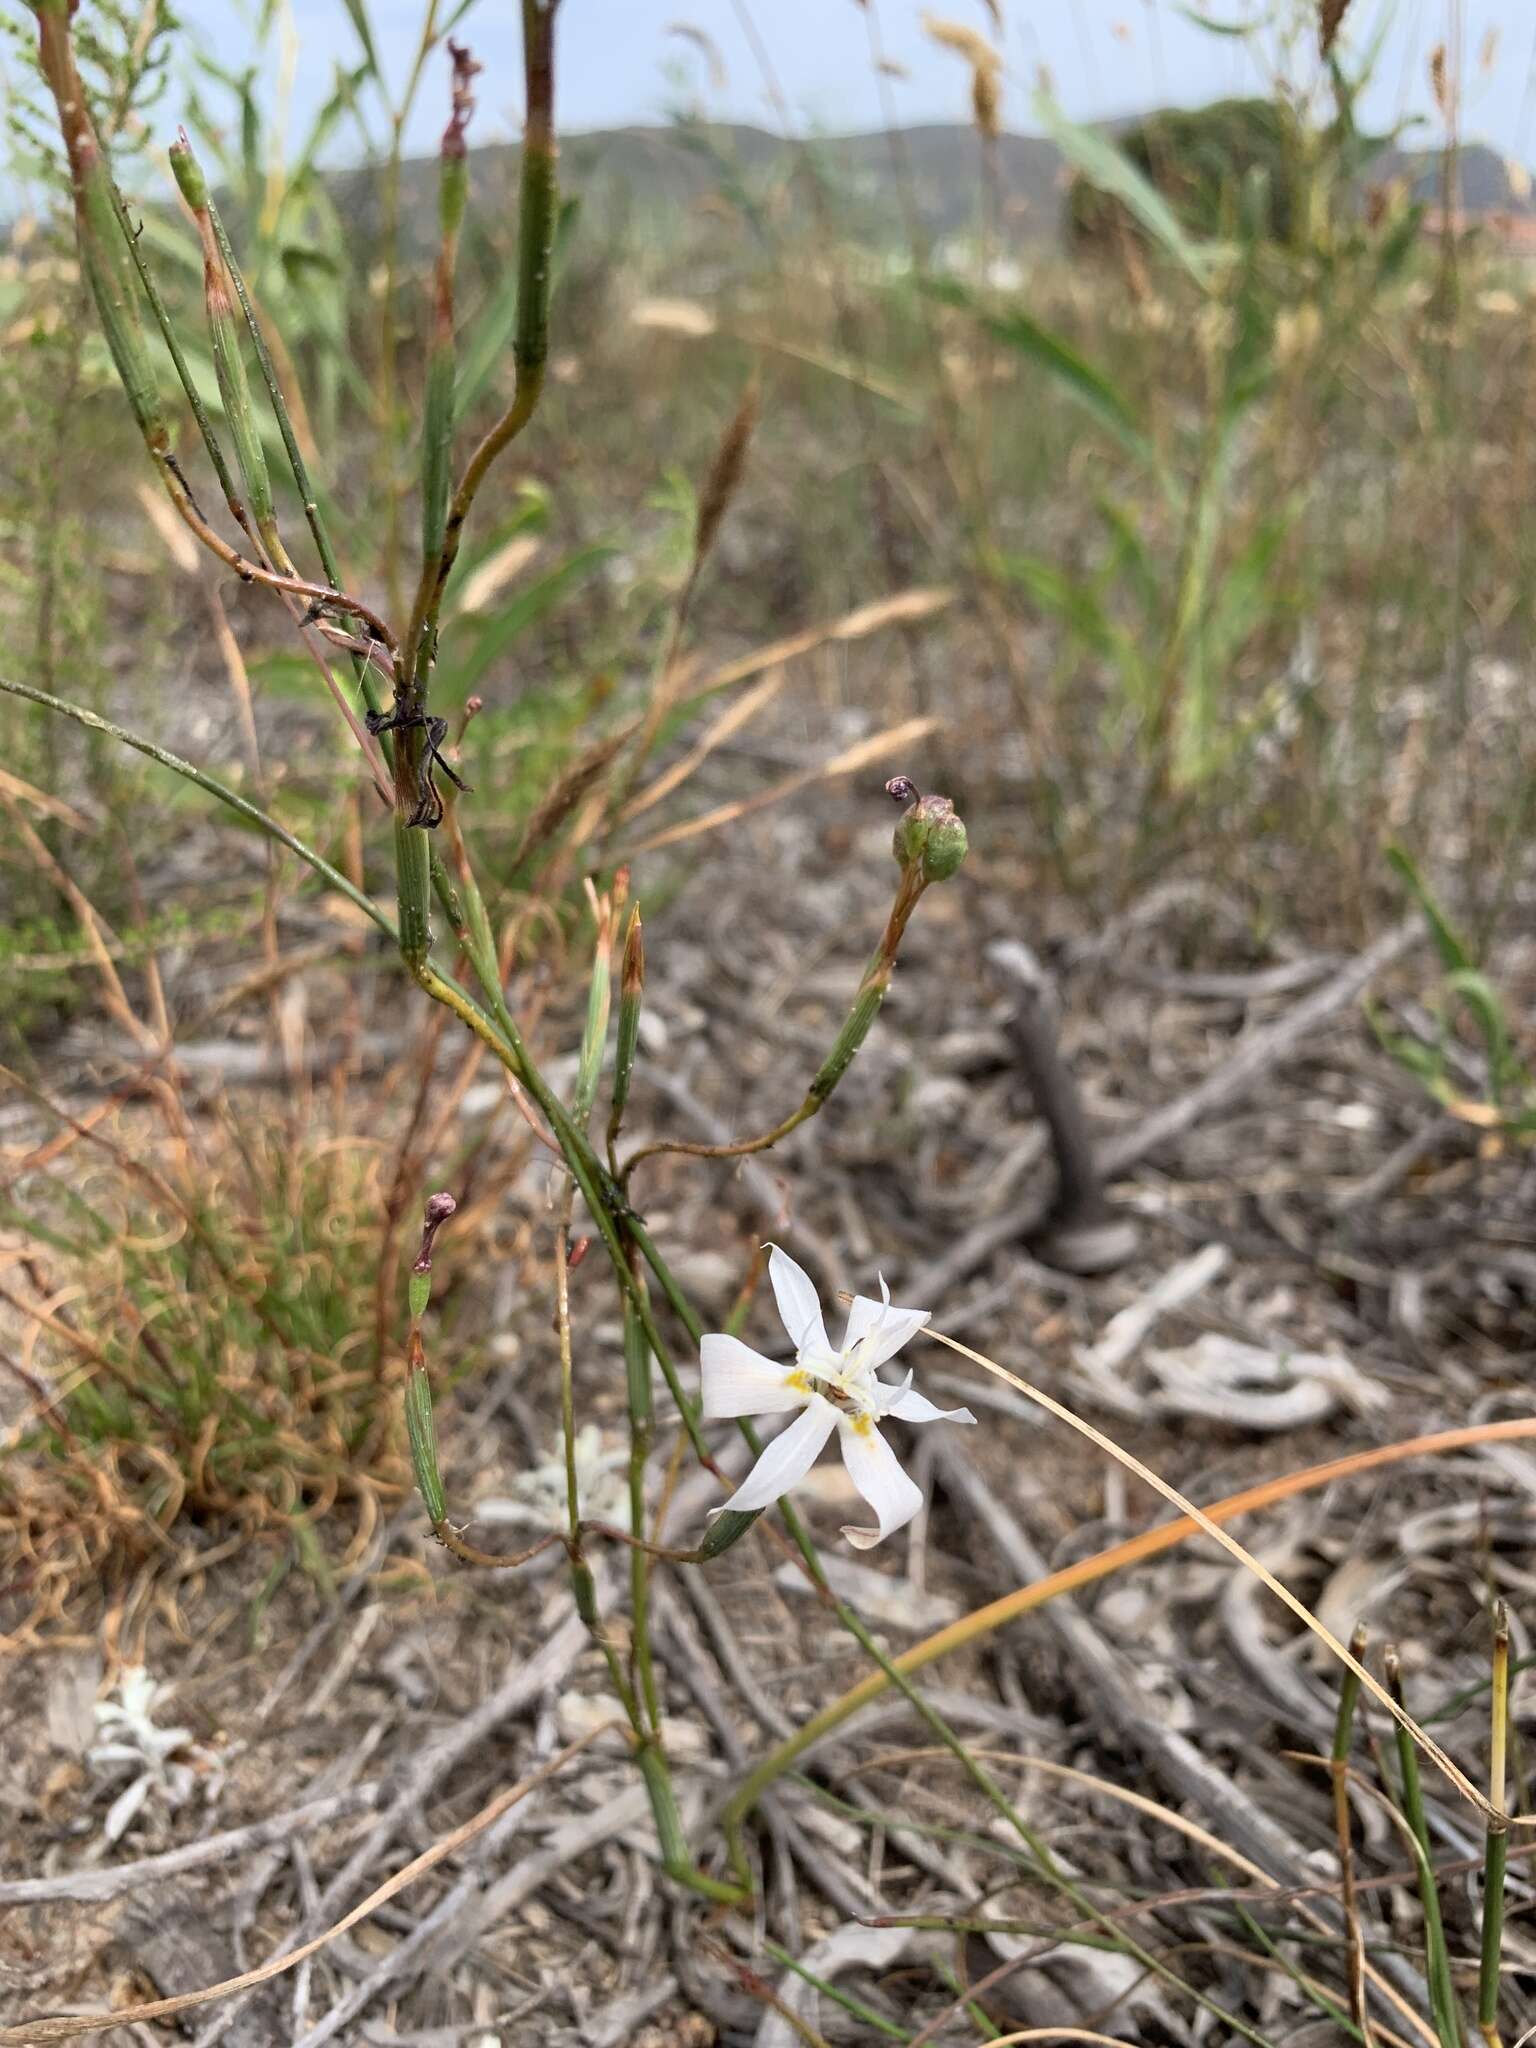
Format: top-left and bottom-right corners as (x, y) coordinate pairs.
(1034, 88), (1224, 284)
(921, 275), (1158, 474)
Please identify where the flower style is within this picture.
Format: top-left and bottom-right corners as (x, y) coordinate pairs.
(700, 1246), (975, 1549)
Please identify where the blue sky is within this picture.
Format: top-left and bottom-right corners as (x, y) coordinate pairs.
(168, 1), (1536, 167)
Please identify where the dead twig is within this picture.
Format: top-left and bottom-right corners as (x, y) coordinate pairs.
(0, 1730), (609, 2045)
(0, 1786), (384, 1909)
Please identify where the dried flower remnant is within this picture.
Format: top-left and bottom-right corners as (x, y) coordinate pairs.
(1319, 0), (1353, 58)
(700, 1247), (974, 1548)
(413, 1189), (458, 1274)
(443, 37), (482, 155)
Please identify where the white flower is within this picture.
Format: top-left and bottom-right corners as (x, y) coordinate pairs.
(700, 1246), (975, 1549)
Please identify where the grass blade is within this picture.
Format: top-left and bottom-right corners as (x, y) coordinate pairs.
(1035, 86), (1224, 283)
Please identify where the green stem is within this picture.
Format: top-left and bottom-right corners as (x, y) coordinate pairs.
(624, 1291), (661, 1730)
(1387, 1649), (1462, 2048)
(621, 866), (927, 1182)
(397, 0), (559, 699)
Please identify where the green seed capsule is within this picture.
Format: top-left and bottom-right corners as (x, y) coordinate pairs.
(404, 1363), (446, 1525)
(572, 936), (611, 1124)
(77, 166), (165, 443)
(608, 906), (643, 1137)
(439, 151), (469, 241)
(698, 1507), (764, 1561)
(893, 793), (969, 884)
(167, 137), (208, 211)
(35, 1), (166, 448)
(172, 133), (285, 563)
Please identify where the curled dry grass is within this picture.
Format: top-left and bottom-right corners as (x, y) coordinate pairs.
(0, 1085), (416, 1650)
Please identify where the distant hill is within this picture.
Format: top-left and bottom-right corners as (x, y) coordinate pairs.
(345, 120), (1534, 260)
(353, 121), (1064, 258)
(1375, 139), (1532, 214)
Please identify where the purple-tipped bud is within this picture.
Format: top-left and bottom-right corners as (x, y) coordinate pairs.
(892, 792), (969, 884)
(885, 775), (919, 806)
(413, 1190), (458, 1273)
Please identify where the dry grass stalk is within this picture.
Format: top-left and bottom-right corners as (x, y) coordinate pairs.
(621, 666), (784, 821)
(1429, 43), (1450, 121)
(691, 375), (760, 586)
(922, 12), (1002, 138)
(507, 727), (630, 875)
(666, 20), (728, 92)
(628, 715), (939, 854)
(0, 792), (155, 1051)
(691, 587), (955, 698)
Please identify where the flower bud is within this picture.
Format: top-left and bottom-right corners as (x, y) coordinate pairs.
(607, 903), (643, 1143)
(34, 3), (166, 450)
(413, 1190), (457, 1273)
(172, 131), (283, 560)
(893, 792), (969, 885)
(699, 1506), (765, 1560)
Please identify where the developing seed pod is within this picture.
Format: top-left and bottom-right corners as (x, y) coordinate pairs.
(414, 1190), (458, 1270)
(893, 791), (969, 884)
(31, 4), (165, 449)
(572, 897), (614, 1125)
(171, 131), (288, 568)
(405, 1363), (447, 1525)
(607, 904), (644, 1143)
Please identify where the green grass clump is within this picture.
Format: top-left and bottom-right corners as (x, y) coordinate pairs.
(0, 1096), (412, 1642)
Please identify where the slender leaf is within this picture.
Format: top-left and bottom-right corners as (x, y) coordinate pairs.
(437, 545), (617, 700)
(1386, 846), (1475, 976)
(339, 0), (379, 76)
(920, 275), (1160, 475)
(1034, 88), (1225, 283)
